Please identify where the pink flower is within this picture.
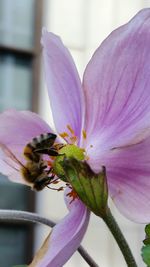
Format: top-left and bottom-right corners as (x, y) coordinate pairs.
(0, 9), (150, 266)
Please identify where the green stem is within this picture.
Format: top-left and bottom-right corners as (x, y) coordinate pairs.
(102, 208), (138, 267)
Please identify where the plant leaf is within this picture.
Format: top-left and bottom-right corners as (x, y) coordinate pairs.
(141, 245), (150, 266)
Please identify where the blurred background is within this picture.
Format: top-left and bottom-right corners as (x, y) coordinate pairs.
(0, 0), (149, 266)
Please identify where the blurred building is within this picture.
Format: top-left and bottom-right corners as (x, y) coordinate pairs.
(0, 0), (149, 266)
(0, 0), (42, 266)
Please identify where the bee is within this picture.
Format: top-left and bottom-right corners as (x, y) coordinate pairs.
(24, 133), (58, 160)
(0, 133), (61, 191)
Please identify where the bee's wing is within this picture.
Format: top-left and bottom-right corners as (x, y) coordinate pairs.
(0, 143), (33, 186)
(0, 143), (25, 171)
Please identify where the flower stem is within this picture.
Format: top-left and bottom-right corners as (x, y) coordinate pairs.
(0, 209), (99, 267)
(102, 208), (138, 267)
(78, 246), (99, 267)
(0, 209), (55, 227)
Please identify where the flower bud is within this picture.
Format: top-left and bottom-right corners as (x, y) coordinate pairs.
(61, 158), (108, 217)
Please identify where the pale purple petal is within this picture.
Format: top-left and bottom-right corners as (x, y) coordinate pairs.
(41, 30), (84, 140)
(0, 154), (24, 184)
(90, 136), (150, 222)
(81, 9), (150, 222)
(83, 9), (150, 155)
(0, 109), (53, 184)
(32, 193), (90, 267)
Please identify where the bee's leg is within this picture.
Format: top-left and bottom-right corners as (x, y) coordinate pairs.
(38, 160), (48, 171)
(34, 148), (58, 156)
(40, 164), (47, 170)
(44, 167), (53, 175)
(46, 184), (64, 191)
(33, 176), (50, 191)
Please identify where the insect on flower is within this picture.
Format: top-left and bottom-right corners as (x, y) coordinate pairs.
(0, 133), (63, 191)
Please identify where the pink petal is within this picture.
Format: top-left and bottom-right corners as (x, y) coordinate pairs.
(0, 110), (53, 184)
(31, 193), (90, 267)
(41, 30), (84, 140)
(83, 9), (150, 155)
(93, 136), (150, 223)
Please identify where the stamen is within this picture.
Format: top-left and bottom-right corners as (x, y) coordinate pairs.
(69, 136), (77, 143)
(50, 156), (56, 160)
(47, 160), (53, 167)
(67, 189), (79, 203)
(59, 132), (69, 138)
(67, 125), (75, 135)
(82, 130), (87, 139)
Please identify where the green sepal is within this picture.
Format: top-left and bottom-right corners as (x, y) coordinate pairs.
(61, 158), (108, 217)
(141, 245), (150, 266)
(12, 265), (27, 267)
(53, 154), (67, 182)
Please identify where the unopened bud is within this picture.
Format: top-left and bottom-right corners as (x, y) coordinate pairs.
(61, 158), (108, 217)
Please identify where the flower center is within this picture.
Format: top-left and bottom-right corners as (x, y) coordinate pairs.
(59, 144), (85, 160)
(53, 144), (85, 179)
(51, 143), (85, 202)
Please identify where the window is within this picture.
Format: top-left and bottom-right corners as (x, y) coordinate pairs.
(0, 0), (43, 265)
